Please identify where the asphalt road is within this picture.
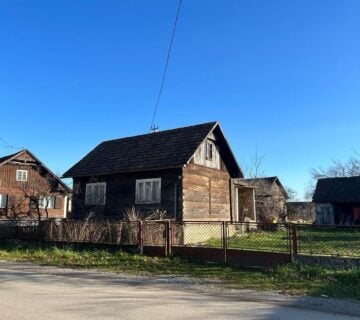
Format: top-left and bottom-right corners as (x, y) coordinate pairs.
(0, 261), (358, 320)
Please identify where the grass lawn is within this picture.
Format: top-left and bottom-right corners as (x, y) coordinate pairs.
(0, 240), (359, 300)
(205, 226), (360, 257)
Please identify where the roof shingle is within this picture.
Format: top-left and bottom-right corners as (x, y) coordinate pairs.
(63, 122), (218, 178)
(313, 176), (360, 203)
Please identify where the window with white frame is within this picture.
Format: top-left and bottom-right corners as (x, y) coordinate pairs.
(39, 196), (55, 209)
(16, 170), (28, 181)
(85, 182), (106, 205)
(135, 178), (161, 204)
(205, 141), (213, 160)
(0, 194), (8, 209)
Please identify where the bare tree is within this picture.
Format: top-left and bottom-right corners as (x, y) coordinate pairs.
(306, 151), (360, 199)
(243, 148), (266, 179)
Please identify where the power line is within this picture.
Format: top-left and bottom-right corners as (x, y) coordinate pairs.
(0, 137), (23, 151)
(150, 0), (182, 132)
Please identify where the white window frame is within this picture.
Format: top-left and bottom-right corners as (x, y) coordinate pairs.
(39, 196), (55, 209)
(85, 182), (106, 206)
(16, 170), (28, 182)
(135, 178), (161, 204)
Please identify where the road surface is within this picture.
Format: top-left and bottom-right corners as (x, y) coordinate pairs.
(0, 261), (358, 320)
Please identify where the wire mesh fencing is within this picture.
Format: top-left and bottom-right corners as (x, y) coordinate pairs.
(227, 223), (290, 253)
(142, 221), (166, 246)
(296, 224), (360, 258)
(171, 222), (224, 248)
(0, 219), (359, 260)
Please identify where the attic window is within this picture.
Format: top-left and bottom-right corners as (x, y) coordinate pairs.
(16, 170), (28, 181)
(205, 142), (213, 160)
(85, 182), (106, 205)
(135, 178), (161, 204)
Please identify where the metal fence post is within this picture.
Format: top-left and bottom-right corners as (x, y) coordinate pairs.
(138, 220), (143, 255)
(291, 224), (298, 262)
(222, 221), (227, 263)
(165, 220), (172, 257)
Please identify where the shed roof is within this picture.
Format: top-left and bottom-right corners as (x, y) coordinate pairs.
(244, 176), (289, 199)
(313, 176), (360, 203)
(63, 122), (242, 178)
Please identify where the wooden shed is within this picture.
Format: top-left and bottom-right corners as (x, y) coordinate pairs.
(313, 176), (360, 225)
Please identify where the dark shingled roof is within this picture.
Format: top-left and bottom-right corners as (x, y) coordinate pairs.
(244, 176), (289, 199)
(0, 151), (21, 165)
(63, 122), (241, 178)
(313, 176), (360, 203)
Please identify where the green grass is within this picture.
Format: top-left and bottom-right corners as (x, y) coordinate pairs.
(206, 227), (360, 257)
(0, 240), (359, 300)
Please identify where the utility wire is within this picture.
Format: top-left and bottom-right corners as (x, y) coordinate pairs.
(0, 137), (23, 151)
(150, 0), (182, 131)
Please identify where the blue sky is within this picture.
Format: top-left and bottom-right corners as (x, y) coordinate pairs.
(1, 0), (359, 198)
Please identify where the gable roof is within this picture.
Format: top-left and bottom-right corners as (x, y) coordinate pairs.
(313, 176), (360, 203)
(0, 149), (71, 193)
(63, 122), (243, 178)
(0, 151), (21, 165)
(244, 176), (289, 199)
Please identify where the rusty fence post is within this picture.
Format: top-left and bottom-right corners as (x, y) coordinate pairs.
(222, 221), (227, 263)
(138, 220), (143, 255)
(290, 224), (298, 262)
(165, 220), (172, 257)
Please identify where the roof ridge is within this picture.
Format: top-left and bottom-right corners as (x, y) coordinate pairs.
(101, 121), (218, 145)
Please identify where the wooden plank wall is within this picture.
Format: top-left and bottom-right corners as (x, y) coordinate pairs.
(72, 169), (182, 220)
(0, 163), (65, 218)
(182, 164), (231, 221)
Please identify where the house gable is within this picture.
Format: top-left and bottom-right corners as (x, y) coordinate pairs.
(0, 149), (70, 219)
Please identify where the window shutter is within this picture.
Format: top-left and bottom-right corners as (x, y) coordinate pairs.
(152, 180), (160, 203)
(98, 184), (106, 205)
(7, 195), (16, 209)
(54, 196), (63, 209)
(0, 194), (8, 209)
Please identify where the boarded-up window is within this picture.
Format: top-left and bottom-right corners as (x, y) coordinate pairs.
(85, 183), (106, 205)
(0, 194), (8, 208)
(135, 178), (161, 204)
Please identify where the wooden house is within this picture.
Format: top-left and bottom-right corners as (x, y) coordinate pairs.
(63, 122), (256, 221)
(313, 176), (360, 225)
(0, 149), (71, 220)
(244, 177), (288, 223)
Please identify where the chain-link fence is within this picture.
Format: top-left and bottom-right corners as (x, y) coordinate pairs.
(227, 223), (290, 253)
(297, 224), (360, 257)
(171, 222), (224, 248)
(0, 219), (359, 260)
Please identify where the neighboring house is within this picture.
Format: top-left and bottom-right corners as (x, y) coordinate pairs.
(244, 177), (289, 222)
(63, 122), (256, 222)
(286, 201), (315, 223)
(0, 149), (71, 220)
(313, 176), (360, 225)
